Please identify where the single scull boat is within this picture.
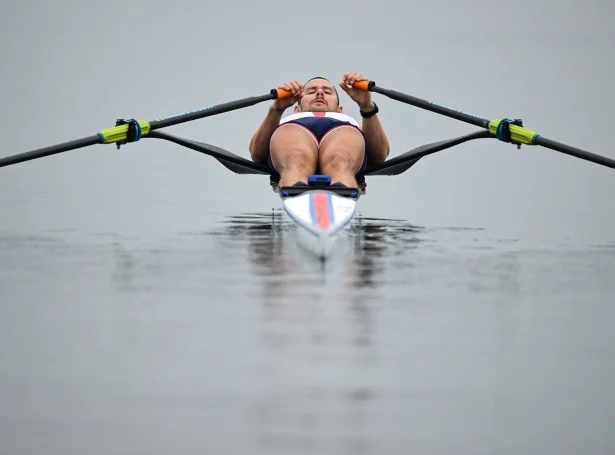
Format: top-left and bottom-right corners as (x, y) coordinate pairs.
(1, 80), (614, 261)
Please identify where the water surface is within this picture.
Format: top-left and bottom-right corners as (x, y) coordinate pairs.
(1, 201), (614, 454)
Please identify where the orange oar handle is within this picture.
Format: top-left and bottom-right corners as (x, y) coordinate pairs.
(352, 80), (370, 91)
(275, 88), (293, 99)
(273, 80), (373, 99)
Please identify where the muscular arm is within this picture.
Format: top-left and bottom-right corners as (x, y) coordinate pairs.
(359, 102), (390, 164)
(249, 106), (285, 164)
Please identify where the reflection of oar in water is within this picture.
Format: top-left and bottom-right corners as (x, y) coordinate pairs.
(1, 79), (613, 261)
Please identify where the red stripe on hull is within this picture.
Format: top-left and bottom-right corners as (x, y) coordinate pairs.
(312, 193), (331, 229)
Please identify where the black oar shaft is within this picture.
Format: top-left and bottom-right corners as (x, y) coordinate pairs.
(371, 86), (490, 128)
(0, 135), (100, 168)
(370, 82), (615, 172)
(536, 136), (615, 170)
(149, 93), (275, 130)
(0, 91), (279, 169)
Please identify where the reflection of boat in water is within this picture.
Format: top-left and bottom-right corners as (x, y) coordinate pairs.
(208, 210), (426, 259)
(204, 210), (428, 290)
(350, 216), (425, 252)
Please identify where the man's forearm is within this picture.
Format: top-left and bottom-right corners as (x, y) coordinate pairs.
(249, 107), (285, 163)
(360, 104), (390, 164)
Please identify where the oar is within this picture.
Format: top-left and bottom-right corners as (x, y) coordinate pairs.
(353, 80), (615, 171)
(0, 88), (293, 169)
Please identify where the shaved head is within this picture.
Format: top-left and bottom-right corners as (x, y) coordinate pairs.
(304, 76), (340, 104)
(295, 77), (342, 113)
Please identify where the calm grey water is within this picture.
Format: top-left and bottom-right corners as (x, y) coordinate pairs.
(1, 191), (614, 455)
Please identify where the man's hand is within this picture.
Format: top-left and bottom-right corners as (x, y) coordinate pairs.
(338, 72), (373, 112)
(272, 80), (303, 112)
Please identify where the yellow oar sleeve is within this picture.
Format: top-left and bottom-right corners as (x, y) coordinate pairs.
(98, 120), (151, 144)
(489, 119), (539, 145)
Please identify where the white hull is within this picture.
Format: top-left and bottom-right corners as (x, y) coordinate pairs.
(282, 189), (358, 260)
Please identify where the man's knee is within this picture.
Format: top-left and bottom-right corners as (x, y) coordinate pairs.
(320, 149), (355, 171)
(319, 135), (365, 174)
(283, 148), (317, 168)
(271, 126), (318, 168)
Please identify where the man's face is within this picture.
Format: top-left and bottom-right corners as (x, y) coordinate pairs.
(295, 78), (342, 113)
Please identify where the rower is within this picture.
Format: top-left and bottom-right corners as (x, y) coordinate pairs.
(248, 72), (390, 189)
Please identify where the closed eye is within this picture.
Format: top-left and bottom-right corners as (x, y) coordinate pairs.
(307, 88), (333, 94)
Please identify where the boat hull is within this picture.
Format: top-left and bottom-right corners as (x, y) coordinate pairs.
(282, 189), (358, 260)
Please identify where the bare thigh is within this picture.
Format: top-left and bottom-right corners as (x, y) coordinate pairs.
(319, 126), (366, 178)
(269, 124), (319, 178)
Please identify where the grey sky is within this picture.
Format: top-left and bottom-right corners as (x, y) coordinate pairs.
(1, 0), (614, 239)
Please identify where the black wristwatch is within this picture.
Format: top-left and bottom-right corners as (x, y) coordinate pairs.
(360, 102), (379, 118)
